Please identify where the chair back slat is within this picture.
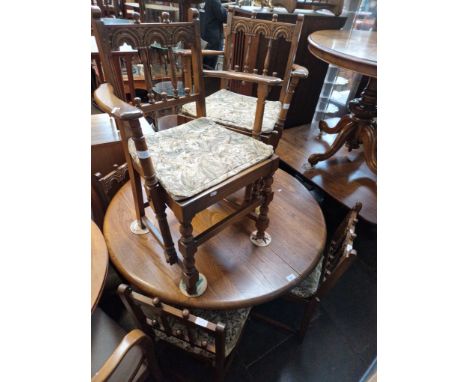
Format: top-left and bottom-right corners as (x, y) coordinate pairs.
(118, 284), (226, 358)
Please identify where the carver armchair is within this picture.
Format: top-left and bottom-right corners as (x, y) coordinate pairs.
(181, 7), (308, 149)
(93, 14), (280, 296)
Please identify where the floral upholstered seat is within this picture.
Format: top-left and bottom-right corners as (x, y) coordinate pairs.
(181, 89), (282, 134)
(152, 307), (251, 358)
(128, 117), (274, 200)
(290, 258), (323, 299)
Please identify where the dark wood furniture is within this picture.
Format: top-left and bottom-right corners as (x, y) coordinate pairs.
(92, 307), (163, 381)
(181, 7), (308, 149)
(94, 15), (280, 296)
(103, 169), (326, 309)
(307, 30), (377, 173)
(252, 202), (361, 340)
(277, 119), (376, 224)
(118, 284), (249, 381)
(268, 0), (344, 15)
(128, 0), (203, 22)
(91, 221), (109, 312)
(235, 6), (347, 128)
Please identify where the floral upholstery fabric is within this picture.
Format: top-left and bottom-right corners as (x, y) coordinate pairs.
(128, 117), (274, 200)
(181, 89), (282, 134)
(153, 307), (251, 358)
(290, 258), (323, 299)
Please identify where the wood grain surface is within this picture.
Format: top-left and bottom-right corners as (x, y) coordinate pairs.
(103, 169), (326, 310)
(91, 220), (109, 312)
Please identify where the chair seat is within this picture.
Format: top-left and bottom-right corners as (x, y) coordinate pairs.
(128, 117), (274, 200)
(154, 307), (250, 358)
(290, 258), (323, 299)
(181, 89), (282, 134)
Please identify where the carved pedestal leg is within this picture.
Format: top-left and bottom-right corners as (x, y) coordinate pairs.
(317, 114), (354, 139)
(359, 123), (377, 173)
(308, 121), (357, 166)
(178, 222), (206, 296)
(250, 175), (274, 247)
(310, 76), (377, 170)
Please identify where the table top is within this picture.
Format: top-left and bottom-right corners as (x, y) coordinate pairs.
(91, 221), (109, 312)
(308, 30), (376, 77)
(104, 169), (327, 310)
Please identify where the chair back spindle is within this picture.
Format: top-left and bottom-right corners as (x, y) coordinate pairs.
(118, 284), (227, 361)
(316, 202), (362, 297)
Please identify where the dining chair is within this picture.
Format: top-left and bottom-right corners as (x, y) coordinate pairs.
(92, 163), (130, 229)
(92, 307), (163, 382)
(118, 284), (250, 382)
(93, 13), (280, 296)
(180, 7), (308, 149)
(252, 202), (362, 341)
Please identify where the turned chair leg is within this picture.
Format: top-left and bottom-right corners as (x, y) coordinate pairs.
(152, 195), (178, 264)
(178, 221), (200, 295)
(250, 175), (274, 246)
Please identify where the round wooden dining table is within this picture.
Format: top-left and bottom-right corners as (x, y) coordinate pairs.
(91, 221), (109, 312)
(307, 30), (377, 173)
(103, 170), (327, 310)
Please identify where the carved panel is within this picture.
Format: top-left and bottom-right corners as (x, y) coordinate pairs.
(231, 16), (296, 41)
(103, 23), (196, 50)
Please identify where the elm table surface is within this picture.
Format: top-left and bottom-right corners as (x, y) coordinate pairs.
(92, 220), (109, 312)
(103, 169), (327, 310)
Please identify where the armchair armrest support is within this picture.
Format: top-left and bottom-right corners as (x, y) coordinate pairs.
(204, 69), (284, 86)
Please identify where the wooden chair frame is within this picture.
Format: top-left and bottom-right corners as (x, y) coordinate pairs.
(182, 7), (308, 149)
(253, 202), (362, 341)
(118, 284), (246, 381)
(94, 14), (280, 295)
(92, 328), (163, 382)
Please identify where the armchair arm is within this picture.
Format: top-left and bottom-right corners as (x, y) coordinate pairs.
(92, 329), (158, 382)
(291, 63), (309, 79)
(94, 83), (143, 121)
(177, 49), (224, 57)
(204, 69), (284, 86)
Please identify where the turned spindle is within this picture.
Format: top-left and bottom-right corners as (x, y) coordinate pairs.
(162, 12), (170, 23)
